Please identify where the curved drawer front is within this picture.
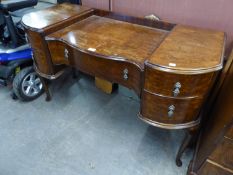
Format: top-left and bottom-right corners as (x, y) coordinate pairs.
(27, 30), (54, 75)
(144, 66), (214, 98)
(48, 41), (70, 65)
(141, 90), (203, 125)
(48, 40), (142, 95)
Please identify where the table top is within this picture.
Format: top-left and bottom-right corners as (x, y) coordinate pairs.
(22, 3), (225, 73)
(47, 15), (167, 67)
(22, 3), (92, 30)
(148, 25), (225, 72)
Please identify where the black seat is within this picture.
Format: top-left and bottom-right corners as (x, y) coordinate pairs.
(0, 0), (38, 12)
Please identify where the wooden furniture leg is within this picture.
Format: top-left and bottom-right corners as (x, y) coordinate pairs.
(39, 76), (51, 102)
(176, 126), (199, 167)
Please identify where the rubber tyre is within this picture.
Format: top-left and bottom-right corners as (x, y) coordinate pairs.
(13, 66), (44, 101)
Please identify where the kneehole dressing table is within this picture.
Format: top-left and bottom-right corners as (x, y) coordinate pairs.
(21, 3), (225, 166)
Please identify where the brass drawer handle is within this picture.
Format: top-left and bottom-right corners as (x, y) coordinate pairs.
(168, 105), (175, 117)
(173, 82), (181, 97)
(64, 48), (69, 59)
(123, 68), (128, 80)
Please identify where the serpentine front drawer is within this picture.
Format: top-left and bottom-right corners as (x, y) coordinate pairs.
(47, 40), (142, 95)
(48, 41), (70, 65)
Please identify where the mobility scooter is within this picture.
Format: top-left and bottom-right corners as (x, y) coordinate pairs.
(0, 0), (81, 101)
(0, 0), (43, 101)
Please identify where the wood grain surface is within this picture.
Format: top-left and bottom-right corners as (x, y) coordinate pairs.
(198, 161), (233, 175)
(148, 25), (225, 72)
(209, 138), (233, 170)
(48, 40), (142, 95)
(22, 3), (92, 30)
(144, 66), (214, 97)
(141, 90), (202, 124)
(22, 4), (226, 133)
(47, 15), (167, 67)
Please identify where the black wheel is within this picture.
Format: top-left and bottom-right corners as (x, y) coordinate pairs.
(13, 66), (44, 101)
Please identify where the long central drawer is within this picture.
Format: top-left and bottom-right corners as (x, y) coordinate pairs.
(47, 40), (142, 95)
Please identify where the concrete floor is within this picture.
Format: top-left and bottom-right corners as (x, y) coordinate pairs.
(0, 71), (193, 175)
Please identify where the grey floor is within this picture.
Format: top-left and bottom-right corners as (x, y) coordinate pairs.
(0, 71), (193, 175)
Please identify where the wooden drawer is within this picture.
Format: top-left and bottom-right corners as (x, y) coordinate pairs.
(198, 161), (233, 175)
(209, 138), (233, 170)
(140, 90), (203, 125)
(48, 40), (142, 95)
(27, 30), (53, 75)
(72, 50), (142, 95)
(48, 41), (70, 65)
(144, 65), (214, 97)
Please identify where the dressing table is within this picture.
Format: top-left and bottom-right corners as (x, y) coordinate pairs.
(21, 3), (225, 166)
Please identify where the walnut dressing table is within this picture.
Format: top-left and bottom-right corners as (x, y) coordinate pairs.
(21, 3), (225, 166)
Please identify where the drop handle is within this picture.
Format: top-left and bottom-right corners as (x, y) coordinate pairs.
(64, 48), (69, 59)
(173, 82), (181, 97)
(123, 68), (129, 80)
(168, 105), (175, 117)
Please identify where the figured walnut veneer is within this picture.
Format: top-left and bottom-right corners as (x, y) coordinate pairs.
(22, 3), (225, 130)
(47, 15), (167, 67)
(148, 25), (225, 72)
(22, 3), (92, 30)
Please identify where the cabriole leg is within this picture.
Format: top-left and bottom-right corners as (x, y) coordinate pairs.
(39, 76), (51, 102)
(176, 126), (199, 167)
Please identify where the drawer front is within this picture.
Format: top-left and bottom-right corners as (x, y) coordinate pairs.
(141, 90), (203, 124)
(63, 43), (142, 95)
(144, 66), (214, 97)
(48, 41), (70, 65)
(198, 161), (233, 175)
(28, 30), (53, 75)
(48, 40), (142, 95)
(209, 138), (233, 170)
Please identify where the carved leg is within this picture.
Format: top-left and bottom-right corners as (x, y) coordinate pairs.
(176, 126), (199, 167)
(39, 76), (51, 102)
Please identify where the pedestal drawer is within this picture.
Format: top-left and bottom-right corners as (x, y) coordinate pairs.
(140, 90), (203, 125)
(144, 65), (214, 97)
(48, 41), (70, 65)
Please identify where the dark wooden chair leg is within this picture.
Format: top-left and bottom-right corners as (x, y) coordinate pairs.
(176, 126), (199, 167)
(39, 76), (52, 102)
